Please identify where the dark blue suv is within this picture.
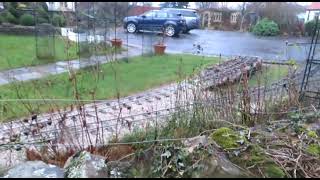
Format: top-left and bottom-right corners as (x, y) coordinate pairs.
(123, 10), (186, 37)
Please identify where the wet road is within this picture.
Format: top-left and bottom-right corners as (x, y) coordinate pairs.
(113, 29), (312, 62)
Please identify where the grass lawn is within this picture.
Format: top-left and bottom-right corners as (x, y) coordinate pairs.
(248, 64), (290, 87)
(0, 54), (220, 121)
(0, 34), (123, 71)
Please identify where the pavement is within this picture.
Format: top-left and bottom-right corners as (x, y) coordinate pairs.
(113, 29), (314, 62)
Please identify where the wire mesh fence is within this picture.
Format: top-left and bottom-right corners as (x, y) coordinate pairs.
(1, 2), (319, 173)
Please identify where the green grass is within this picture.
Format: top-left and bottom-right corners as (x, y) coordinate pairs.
(0, 34), (123, 71)
(0, 54), (219, 122)
(248, 64), (289, 87)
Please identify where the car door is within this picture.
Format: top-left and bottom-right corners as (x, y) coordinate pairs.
(152, 11), (168, 32)
(138, 10), (156, 31)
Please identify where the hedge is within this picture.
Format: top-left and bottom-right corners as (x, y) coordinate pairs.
(52, 14), (66, 27)
(305, 20), (320, 36)
(19, 14), (35, 26)
(252, 18), (280, 36)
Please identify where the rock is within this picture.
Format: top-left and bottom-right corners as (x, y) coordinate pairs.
(182, 135), (249, 178)
(106, 161), (132, 178)
(0, 149), (26, 170)
(64, 151), (108, 178)
(210, 127), (243, 149)
(3, 161), (64, 178)
(1, 23), (14, 27)
(182, 135), (208, 153)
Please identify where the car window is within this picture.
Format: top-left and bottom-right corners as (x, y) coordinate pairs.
(155, 12), (168, 18)
(165, 9), (197, 18)
(143, 11), (156, 18)
(180, 11), (197, 17)
(167, 12), (177, 18)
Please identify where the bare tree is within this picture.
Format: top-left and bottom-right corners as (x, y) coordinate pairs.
(195, 2), (218, 9)
(239, 2), (247, 32)
(94, 2), (131, 21)
(245, 2), (305, 33)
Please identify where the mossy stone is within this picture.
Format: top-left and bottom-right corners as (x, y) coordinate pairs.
(210, 127), (242, 149)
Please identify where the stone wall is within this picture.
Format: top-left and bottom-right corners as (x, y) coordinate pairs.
(0, 24), (61, 36)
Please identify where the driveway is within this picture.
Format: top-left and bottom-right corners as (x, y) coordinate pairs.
(113, 29), (312, 62)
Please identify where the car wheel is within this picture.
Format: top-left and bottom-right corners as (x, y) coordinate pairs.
(164, 25), (176, 37)
(126, 22), (137, 33)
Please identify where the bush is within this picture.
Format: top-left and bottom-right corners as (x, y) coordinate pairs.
(305, 20), (320, 36)
(52, 14), (66, 27)
(4, 11), (18, 24)
(36, 7), (49, 21)
(78, 42), (93, 57)
(0, 11), (18, 24)
(0, 16), (3, 25)
(37, 17), (49, 24)
(8, 6), (21, 19)
(252, 18), (280, 36)
(19, 14), (35, 26)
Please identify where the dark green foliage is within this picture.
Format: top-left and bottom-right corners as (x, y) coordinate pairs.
(36, 36), (55, 60)
(3, 11), (18, 24)
(4, 2), (21, 19)
(19, 14), (35, 26)
(52, 14), (66, 27)
(252, 18), (280, 36)
(78, 42), (93, 57)
(305, 20), (320, 36)
(36, 7), (49, 22)
(37, 17), (49, 24)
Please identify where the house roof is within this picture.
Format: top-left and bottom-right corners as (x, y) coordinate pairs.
(128, 6), (160, 16)
(307, 2), (320, 10)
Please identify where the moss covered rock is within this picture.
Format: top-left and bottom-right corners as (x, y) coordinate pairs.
(210, 127), (243, 149)
(64, 151), (108, 178)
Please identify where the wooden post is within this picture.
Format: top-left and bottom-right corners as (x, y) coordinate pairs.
(208, 12), (211, 28)
(202, 14), (205, 27)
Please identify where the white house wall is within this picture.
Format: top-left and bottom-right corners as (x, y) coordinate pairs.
(305, 10), (320, 23)
(46, 2), (75, 12)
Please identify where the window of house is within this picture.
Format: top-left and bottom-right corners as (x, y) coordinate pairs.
(213, 12), (222, 22)
(230, 13), (238, 23)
